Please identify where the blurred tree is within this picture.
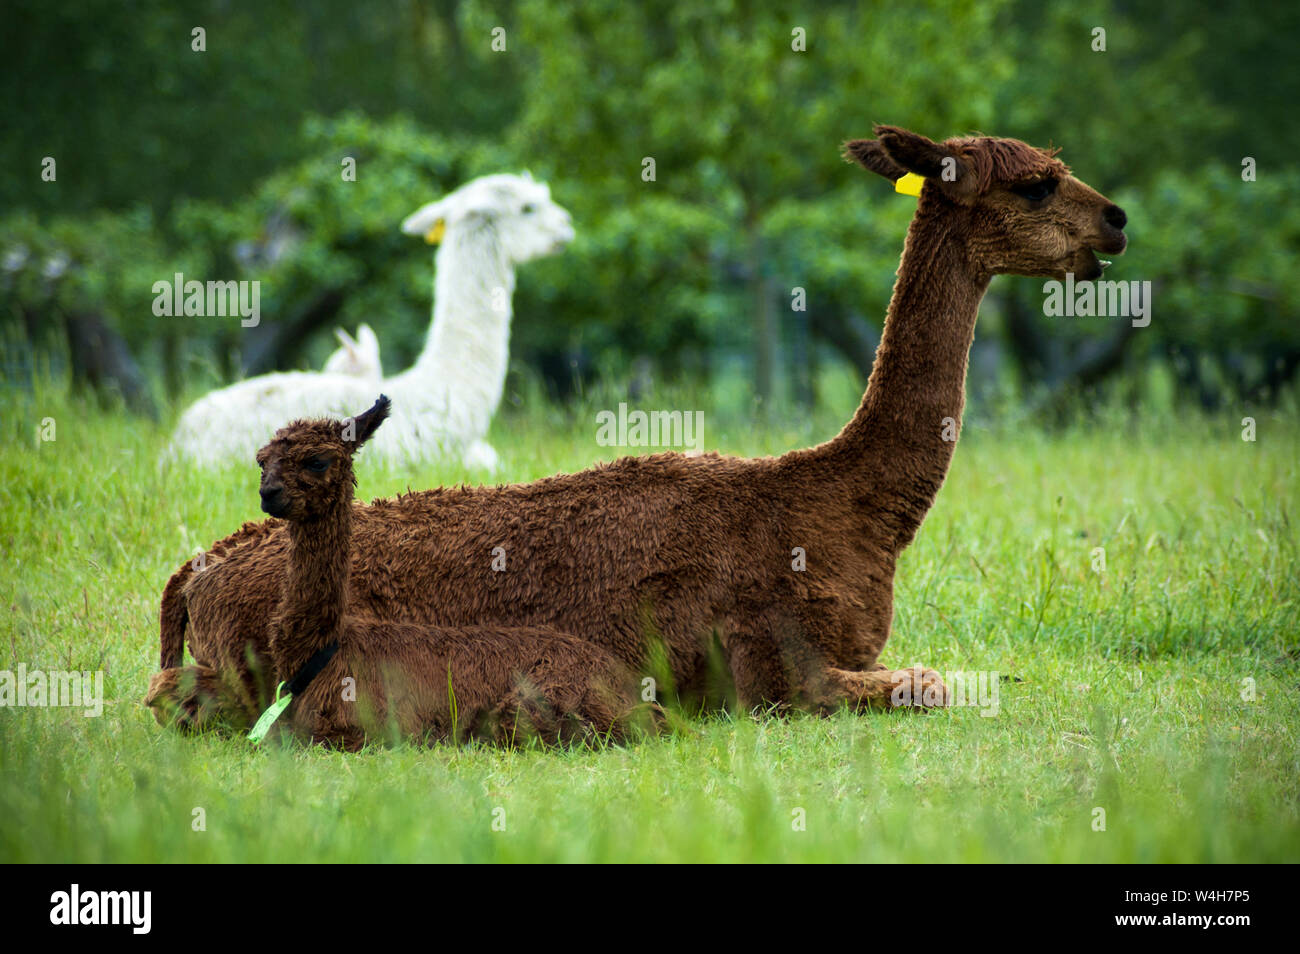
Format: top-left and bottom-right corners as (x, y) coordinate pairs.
(988, 0), (1300, 405)
(504, 0), (1020, 407)
(2, 0), (1297, 413)
(0, 0), (525, 215)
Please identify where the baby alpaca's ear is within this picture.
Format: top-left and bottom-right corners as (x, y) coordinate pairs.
(341, 394), (391, 449)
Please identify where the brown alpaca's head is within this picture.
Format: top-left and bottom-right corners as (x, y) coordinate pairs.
(255, 395), (391, 521)
(844, 125), (1127, 280)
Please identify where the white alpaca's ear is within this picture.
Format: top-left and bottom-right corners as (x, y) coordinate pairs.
(323, 327), (360, 375)
(401, 200), (450, 243)
(355, 324), (379, 358)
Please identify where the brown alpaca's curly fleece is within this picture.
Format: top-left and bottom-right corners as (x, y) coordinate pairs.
(146, 396), (658, 748)
(146, 127), (1126, 728)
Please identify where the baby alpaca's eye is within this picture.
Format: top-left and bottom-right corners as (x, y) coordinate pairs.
(521, 203), (536, 214)
(306, 457), (330, 473)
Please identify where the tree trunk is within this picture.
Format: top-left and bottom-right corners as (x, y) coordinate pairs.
(747, 219), (777, 409)
(240, 288), (347, 375)
(788, 291), (814, 410)
(809, 308), (880, 382)
(63, 309), (156, 418)
(1001, 283), (1138, 419)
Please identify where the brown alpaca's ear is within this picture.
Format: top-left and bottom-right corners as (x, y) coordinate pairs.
(842, 138), (909, 183)
(342, 394), (391, 450)
(873, 125), (973, 191)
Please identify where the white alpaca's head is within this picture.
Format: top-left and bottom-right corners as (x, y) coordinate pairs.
(400, 173), (574, 264)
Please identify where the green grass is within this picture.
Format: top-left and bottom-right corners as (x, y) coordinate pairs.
(1, 375), (1297, 862)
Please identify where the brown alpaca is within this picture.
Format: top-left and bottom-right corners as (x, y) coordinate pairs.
(147, 396), (655, 747)
(148, 126), (1126, 723)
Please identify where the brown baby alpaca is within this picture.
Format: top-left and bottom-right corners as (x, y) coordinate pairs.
(146, 396), (655, 747)
(149, 127), (1127, 723)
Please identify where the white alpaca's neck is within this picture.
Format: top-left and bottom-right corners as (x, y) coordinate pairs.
(397, 224), (516, 430)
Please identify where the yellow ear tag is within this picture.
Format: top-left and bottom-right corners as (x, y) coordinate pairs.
(424, 219), (446, 244)
(894, 173), (925, 197)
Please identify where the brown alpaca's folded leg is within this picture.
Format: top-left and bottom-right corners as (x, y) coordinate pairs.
(144, 665), (257, 732)
(720, 612), (945, 713)
(815, 665), (951, 711)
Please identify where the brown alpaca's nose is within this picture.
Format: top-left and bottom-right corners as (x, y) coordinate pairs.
(1104, 204), (1127, 230)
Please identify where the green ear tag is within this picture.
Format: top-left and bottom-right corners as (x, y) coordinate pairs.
(248, 681), (292, 745)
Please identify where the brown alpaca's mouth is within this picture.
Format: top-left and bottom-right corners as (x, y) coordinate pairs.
(1067, 239), (1125, 282)
(1065, 231), (1127, 281)
(1079, 249), (1106, 281)
(1054, 249), (1106, 282)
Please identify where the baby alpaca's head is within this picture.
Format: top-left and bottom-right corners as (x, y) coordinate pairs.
(256, 395), (390, 521)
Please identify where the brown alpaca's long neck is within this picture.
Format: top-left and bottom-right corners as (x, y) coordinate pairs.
(826, 202), (990, 547)
(274, 501), (351, 681)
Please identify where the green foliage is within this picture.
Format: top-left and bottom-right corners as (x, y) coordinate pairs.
(0, 0), (526, 214)
(517, 196), (736, 370)
(2, 0), (1298, 405)
(169, 115), (515, 375)
(1136, 165), (1300, 349)
(0, 206), (196, 401)
(506, 0), (1022, 396)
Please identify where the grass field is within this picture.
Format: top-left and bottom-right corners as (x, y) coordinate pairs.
(1, 373), (1297, 863)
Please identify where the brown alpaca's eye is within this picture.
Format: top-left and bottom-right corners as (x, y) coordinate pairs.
(306, 457), (330, 473)
(1011, 180), (1056, 202)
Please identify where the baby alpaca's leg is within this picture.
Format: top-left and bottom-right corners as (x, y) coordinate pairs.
(522, 653), (662, 745)
(144, 665), (255, 732)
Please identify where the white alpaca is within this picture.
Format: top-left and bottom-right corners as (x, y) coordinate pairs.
(321, 324), (382, 379)
(169, 174), (573, 470)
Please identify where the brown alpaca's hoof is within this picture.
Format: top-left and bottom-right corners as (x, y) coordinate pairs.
(888, 665), (951, 709)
